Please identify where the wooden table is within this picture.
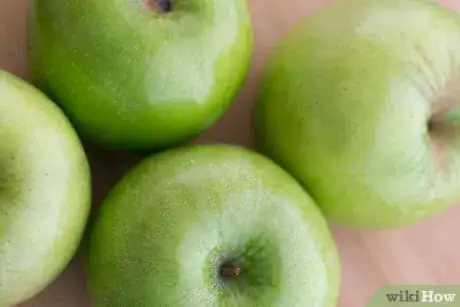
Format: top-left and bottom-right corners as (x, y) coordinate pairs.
(1, 1), (459, 306)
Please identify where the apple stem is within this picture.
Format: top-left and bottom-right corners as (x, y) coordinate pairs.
(145, 0), (173, 13)
(156, 0), (173, 12)
(219, 263), (243, 279)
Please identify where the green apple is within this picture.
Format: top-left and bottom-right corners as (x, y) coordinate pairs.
(0, 70), (91, 306)
(27, 0), (253, 151)
(254, 0), (460, 229)
(86, 144), (339, 307)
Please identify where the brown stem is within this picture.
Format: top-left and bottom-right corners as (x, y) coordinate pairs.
(145, 0), (173, 13)
(219, 262), (243, 279)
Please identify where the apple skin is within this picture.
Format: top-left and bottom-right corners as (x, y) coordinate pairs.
(0, 70), (91, 306)
(27, 0), (253, 151)
(254, 0), (460, 229)
(86, 144), (340, 307)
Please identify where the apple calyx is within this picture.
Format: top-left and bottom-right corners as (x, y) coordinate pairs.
(219, 260), (243, 280)
(145, 0), (173, 13)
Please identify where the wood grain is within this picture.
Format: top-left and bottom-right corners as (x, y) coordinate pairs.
(1, 1), (459, 306)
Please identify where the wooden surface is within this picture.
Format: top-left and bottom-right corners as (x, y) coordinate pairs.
(1, 0), (460, 306)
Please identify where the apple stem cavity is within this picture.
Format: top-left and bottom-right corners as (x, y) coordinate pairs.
(145, 0), (173, 13)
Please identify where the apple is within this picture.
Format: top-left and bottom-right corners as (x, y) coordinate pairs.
(253, 0), (460, 229)
(86, 144), (340, 306)
(0, 70), (91, 306)
(27, 0), (254, 151)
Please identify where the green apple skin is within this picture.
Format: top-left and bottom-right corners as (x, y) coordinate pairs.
(254, 0), (460, 229)
(0, 70), (91, 306)
(86, 144), (340, 307)
(28, 0), (253, 151)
